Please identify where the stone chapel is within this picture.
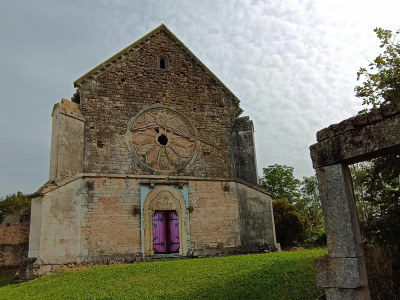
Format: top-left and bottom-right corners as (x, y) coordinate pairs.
(23, 24), (278, 278)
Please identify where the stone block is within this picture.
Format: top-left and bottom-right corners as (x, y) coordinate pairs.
(351, 108), (382, 127)
(314, 257), (368, 288)
(310, 113), (400, 168)
(316, 127), (330, 142)
(325, 287), (371, 300)
(381, 101), (400, 116)
(316, 164), (363, 257)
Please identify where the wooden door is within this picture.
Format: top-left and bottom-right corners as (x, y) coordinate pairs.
(152, 211), (180, 254)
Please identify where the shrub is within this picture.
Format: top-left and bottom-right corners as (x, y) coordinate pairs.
(273, 199), (310, 249)
(303, 229), (327, 248)
(364, 244), (400, 299)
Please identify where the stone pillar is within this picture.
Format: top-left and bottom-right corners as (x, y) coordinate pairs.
(315, 164), (370, 300)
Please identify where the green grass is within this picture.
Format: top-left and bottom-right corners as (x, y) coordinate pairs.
(0, 249), (327, 300)
(0, 268), (18, 288)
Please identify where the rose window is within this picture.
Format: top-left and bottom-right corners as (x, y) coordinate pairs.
(126, 107), (199, 173)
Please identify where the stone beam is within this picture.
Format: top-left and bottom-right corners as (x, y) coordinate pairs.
(310, 102), (400, 169)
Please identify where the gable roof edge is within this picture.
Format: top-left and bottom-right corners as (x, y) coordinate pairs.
(73, 24), (240, 105)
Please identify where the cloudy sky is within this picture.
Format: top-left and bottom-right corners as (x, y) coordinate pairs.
(0, 0), (399, 197)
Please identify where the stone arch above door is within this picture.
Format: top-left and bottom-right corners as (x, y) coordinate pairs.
(143, 186), (188, 257)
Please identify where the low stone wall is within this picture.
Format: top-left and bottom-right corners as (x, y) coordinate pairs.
(0, 214), (30, 267)
(0, 243), (29, 267)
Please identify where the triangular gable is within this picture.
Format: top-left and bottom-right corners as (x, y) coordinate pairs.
(73, 24), (242, 110)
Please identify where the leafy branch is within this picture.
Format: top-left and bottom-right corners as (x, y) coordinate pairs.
(355, 27), (400, 112)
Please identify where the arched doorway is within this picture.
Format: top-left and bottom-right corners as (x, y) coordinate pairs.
(143, 186), (188, 257)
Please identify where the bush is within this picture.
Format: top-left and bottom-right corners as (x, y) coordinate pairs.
(303, 229), (327, 248)
(273, 199), (310, 249)
(364, 244), (400, 299)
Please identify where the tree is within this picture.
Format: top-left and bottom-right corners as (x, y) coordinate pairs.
(296, 175), (323, 231)
(260, 164), (326, 247)
(355, 28), (400, 112)
(0, 192), (31, 223)
(272, 199), (310, 249)
(350, 156), (400, 248)
(260, 164), (301, 203)
(349, 162), (377, 226)
(362, 154), (400, 249)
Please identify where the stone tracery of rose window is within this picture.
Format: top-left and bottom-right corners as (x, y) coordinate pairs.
(127, 107), (199, 173)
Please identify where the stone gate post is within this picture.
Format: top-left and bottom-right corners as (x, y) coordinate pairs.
(310, 102), (400, 300)
(315, 163), (370, 300)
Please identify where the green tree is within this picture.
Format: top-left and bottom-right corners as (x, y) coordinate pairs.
(350, 156), (400, 248)
(260, 164), (301, 203)
(0, 192), (31, 223)
(272, 199), (310, 249)
(355, 27), (400, 111)
(296, 175), (323, 231)
(349, 162), (377, 226)
(362, 154), (400, 248)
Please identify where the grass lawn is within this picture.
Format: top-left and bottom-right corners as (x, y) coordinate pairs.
(0, 249), (327, 300)
(0, 268), (19, 289)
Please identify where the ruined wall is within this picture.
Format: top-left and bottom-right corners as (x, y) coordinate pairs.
(77, 29), (241, 178)
(49, 99), (85, 180)
(230, 117), (258, 185)
(0, 214), (30, 266)
(0, 244), (29, 267)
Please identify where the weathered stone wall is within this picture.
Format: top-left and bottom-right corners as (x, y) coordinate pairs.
(76, 28), (245, 179)
(188, 181), (239, 255)
(29, 179), (83, 264)
(28, 176), (276, 263)
(189, 180), (275, 255)
(0, 215), (30, 245)
(234, 182), (276, 250)
(0, 243), (29, 267)
(0, 214), (30, 267)
(49, 99), (85, 180)
(82, 177), (141, 256)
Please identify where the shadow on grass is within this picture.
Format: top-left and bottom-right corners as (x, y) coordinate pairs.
(0, 268), (18, 288)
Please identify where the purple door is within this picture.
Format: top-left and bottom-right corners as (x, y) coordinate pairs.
(153, 211), (167, 254)
(152, 211), (180, 254)
(168, 211), (180, 253)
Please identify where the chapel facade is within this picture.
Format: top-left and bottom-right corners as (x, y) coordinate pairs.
(23, 24), (278, 278)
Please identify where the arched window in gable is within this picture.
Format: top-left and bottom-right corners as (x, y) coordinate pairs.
(157, 55), (169, 70)
(160, 58), (166, 69)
